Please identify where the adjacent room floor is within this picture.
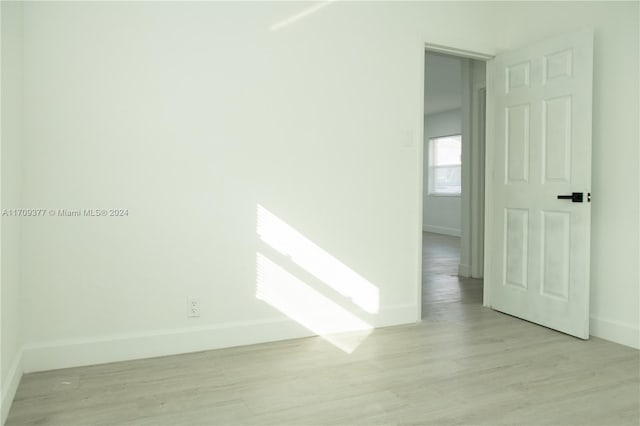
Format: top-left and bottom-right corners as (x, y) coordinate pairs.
(421, 232), (483, 318)
(6, 233), (639, 425)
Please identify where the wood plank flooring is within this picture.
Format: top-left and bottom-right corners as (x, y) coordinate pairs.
(6, 232), (639, 425)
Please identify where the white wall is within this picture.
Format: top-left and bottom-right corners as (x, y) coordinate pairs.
(1, 1), (24, 422)
(18, 1), (507, 372)
(422, 109), (462, 236)
(424, 53), (462, 115)
(5, 0), (637, 382)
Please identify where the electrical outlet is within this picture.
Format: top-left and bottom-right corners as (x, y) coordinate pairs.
(187, 297), (200, 318)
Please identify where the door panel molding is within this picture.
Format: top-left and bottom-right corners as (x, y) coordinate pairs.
(486, 29), (593, 339)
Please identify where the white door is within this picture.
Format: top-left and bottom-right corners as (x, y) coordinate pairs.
(488, 30), (593, 339)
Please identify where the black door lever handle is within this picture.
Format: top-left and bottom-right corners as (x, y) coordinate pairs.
(557, 192), (583, 203)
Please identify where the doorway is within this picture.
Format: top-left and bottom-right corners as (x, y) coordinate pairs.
(421, 50), (487, 319)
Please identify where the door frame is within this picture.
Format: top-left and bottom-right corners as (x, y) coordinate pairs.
(470, 82), (487, 280)
(416, 43), (494, 321)
(483, 58), (496, 308)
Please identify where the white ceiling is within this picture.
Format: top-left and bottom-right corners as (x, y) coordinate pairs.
(424, 52), (462, 115)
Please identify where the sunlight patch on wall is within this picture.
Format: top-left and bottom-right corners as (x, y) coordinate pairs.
(269, 1), (337, 32)
(256, 205), (379, 313)
(256, 253), (373, 353)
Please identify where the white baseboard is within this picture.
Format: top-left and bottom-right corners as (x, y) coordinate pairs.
(458, 263), (471, 277)
(1, 349), (23, 425)
(590, 316), (640, 349)
(22, 304), (417, 373)
(422, 225), (461, 237)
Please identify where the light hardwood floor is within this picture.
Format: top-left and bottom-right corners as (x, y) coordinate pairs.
(6, 232), (639, 425)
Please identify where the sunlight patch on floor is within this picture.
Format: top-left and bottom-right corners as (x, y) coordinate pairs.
(256, 253), (372, 353)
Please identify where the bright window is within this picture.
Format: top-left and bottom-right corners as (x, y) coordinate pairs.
(428, 135), (462, 195)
